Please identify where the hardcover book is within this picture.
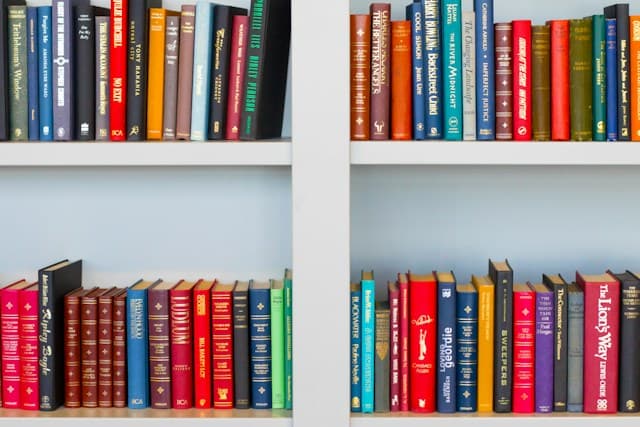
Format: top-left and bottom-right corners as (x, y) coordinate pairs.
(7, 5), (27, 141)
(494, 22), (513, 140)
(605, 3), (631, 140)
(175, 4), (196, 140)
(81, 288), (111, 408)
(374, 301), (390, 412)
(631, 16), (640, 141)
(249, 280), (272, 409)
(388, 281), (400, 411)
(64, 288), (94, 408)
(406, 3), (425, 140)
(369, 3), (391, 141)
(109, 0), (127, 141)
(472, 275), (494, 412)
(569, 18), (593, 141)
(456, 282), (477, 412)
(271, 279), (285, 409)
(232, 281), (250, 409)
(26, 6), (38, 140)
(512, 20), (532, 141)
(593, 15), (607, 141)
(512, 284), (535, 413)
(474, 0), (495, 139)
(606, 18), (618, 140)
(37, 5), (52, 141)
(97, 287), (121, 408)
(543, 273), (568, 412)
(170, 280), (196, 409)
(212, 281), (235, 409)
(193, 280), (214, 409)
(95, 16), (109, 141)
(532, 25), (550, 141)
(147, 281), (174, 409)
(0, 0), (26, 140)
(442, 0), (462, 140)
(112, 289), (127, 408)
(614, 271), (640, 412)
(436, 271), (456, 413)
(398, 273), (410, 411)
(423, 0), (442, 139)
(146, 8), (172, 140)
(567, 282), (584, 412)
(284, 269), (293, 409)
(549, 20), (570, 140)
(531, 282), (553, 413)
(391, 20), (412, 140)
(190, 1), (215, 141)
(462, 11), (475, 140)
(226, 14), (249, 140)
(361, 271), (375, 413)
(162, 14), (181, 140)
(19, 283), (39, 410)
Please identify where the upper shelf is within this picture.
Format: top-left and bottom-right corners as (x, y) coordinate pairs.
(0, 141), (292, 167)
(351, 141), (640, 166)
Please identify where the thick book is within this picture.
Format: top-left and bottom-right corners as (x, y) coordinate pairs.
(232, 281), (250, 409)
(549, 20), (570, 140)
(512, 283), (535, 413)
(605, 3), (630, 140)
(391, 20), (412, 141)
(408, 272), (437, 412)
(474, 0), (494, 139)
(19, 283), (38, 410)
(436, 271), (456, 413)
(494, 22), (513, 140)
(406, 3), (425, 140)
(423, 0), (442, 139)
(456, 282), (477, 412)
(249, 280), (272, 409)
(442, 0), (462, 140)
(212, 281), (235, 409)
(37, 6), (52, 141)
(567, 282), (584, 412)
(606, 18), (618, 141)
(388, 281), (400, 412)
(271, 279), (285, 409)
(193, 280), (214, 409)
(569, 18), (593, 141)
(95, 16), (109, 141)
(175, 5), (195, 140)
(369, 3), (391, 141)
(170, 280), (196, 409)
(374, 301), (390, 412)
(0, 0), (26, 140)
(109, 0), (127, 141)
(38, 260), (83, 411)
(512, 20), (532, 141)
(98, 287), (121, 408)
(532, 25), (550, 141)
(81, 288), (111, 408)
(162, 15), (180, 140)
(472, 275), (494, 412)
(361, 271), (375, 413)
(7, 5), (27, 141)
(284, 269), (293, 410)
(631, 16), (640, 141)
(26, 7), (38, 140)
(614, 271), (640, 412)
(112, 289), (127, 407)
(239, 0), (291, 140)
(531, 282), (553, 413)
(577, 272), (620, 413)
(226, 15), (249, 141)
(593, 15), (607, 141)
(543, 273), (568, 412)
(147, 281), (174, 409)
(398, 273), (410, 411)
(146, 8), (171, 140)
(462, 11), (475, 140)
(190, 1), (215, 141)
(64, 288), (93, 408)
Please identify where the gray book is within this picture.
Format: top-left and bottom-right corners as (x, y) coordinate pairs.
(95, 16), (109, 141)
(162, 15), (180, 140)
(567, 283), (584, 412)
(374, 301), (390, 412)
(8, 5), (27, 140)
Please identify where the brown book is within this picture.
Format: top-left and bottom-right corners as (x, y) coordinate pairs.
(112, 289), (127, 408)
(148, 280), (174, 409)
(81, 288), (110, 408)
(350, 14), (371, 141)
(175, 5), (196, 140)
(391, 20), (412, 140)
(495, 22), (513, 140)
(532, 24), (551, 141)
(163, 15), (181, 140)
(370, 3), (391, 140)
(97, 287), (120, 408)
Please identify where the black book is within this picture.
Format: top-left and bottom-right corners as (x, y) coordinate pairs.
(488, 259), (513, 412)
(208, 5), (247, 140)
(239, 0), (290, 140)
(0, 0), (26, 140)
(126, 0), (162, 140)
(543, 273), (568, 412)
(233, 280), (251, 409)
(38, 259), (83, 411)
(618, 271), (640, 412)
(604, 3), (630, 140)
(374, 301), (390, 412)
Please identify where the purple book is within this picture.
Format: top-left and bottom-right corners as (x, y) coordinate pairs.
(531, 283), (554, 412)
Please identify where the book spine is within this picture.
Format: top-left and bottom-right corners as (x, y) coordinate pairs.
(162, 15), (180, 140)
(423, 0), (442, 139)
(52, 0), (77, 140)
(370, 3), (391, 140)
(212, 290), (234, 409)
(271, 287), (285, 409)
(569, 18), (593, 141)
(146, 8), (167, 141)
(494, 23), (513, 140)
(619, 278), (640, 411)
(112, 292), (127, 408)
(175, 5), (195, 140)
(567, 289), (584, 412)
(476, 282), (494, 412)
(284, 275), (293, 410)
(550, 20), (570, 140)
(512, 290), (535, 413)
(38, 271), (56, 410)
(27, 7), (38, 140)
(249, 287), (272, 409)
(2, 288), (21, 407)
(226, 15), (249, 141)
(109, 0), (127, 141)
(232, 287), (250, 409)
(75, 6), (95, 141)
(553, 281), (568, 411)
(391, 20), (412, 141)
(409, 278), (437, 412)
(374, 306), (390, 412)
(399, 279), (409, 411)
(631, 16), (640, 141)
(148, 288), (171, 409)
(512, 20), (532, 141)
(19, 289), (38, 410)
(437, 281), (456, 413)
(492, 271), (513, 412)
(193, 287), (211, 409)
(37, 7), (53, 141)
(64, 293), (82, 408)
(190, 2), (214, 141)
(126, 288), (149, 409)
(361, 279), (375, 413)
(407, 3), (425, 140)
(462, 11), (475, 140)
(474, 0), (494, 140)
(531, 25), (550, 141)
(534, 291), (553, 413)
(81, 294), (98, 407)
(456, 289), (477, 412)
(615, 4), (631, 140)
(97, 293), (113, 407)
(389, 286), (400, 412)
(8, 6), (27, 141)
(170, 288), (193, 409)
(95, 16), (109, 141)
(593, 15), (606, 141)
(441, 0), (462, 140)
(606, 18), (618, 141)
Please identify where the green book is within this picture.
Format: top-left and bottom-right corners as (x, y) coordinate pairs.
(284, 268), (293, 409)
(592, 15), (606, 141)
(270, 278), (286, 408)
(7, 5), (27, 141)
(569, 18), (593, 141)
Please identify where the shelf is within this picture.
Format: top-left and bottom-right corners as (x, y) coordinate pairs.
(351, 413), (640, 426)
(351, 141), (640, 165)
(0, 141), (292, 167)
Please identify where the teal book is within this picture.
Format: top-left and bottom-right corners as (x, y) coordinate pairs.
(441, 0), (462, 140)
(361, 271), (375, 413)
(592, 14), (606, 141)
(7, 5), (27, 141)
(284, 269), (293, 409)
(270, 279), (285, 409)
(190, 1), (216, 141)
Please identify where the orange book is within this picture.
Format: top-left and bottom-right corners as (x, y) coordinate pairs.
(631, 16), (640, 141)
(391, 21), (412, 140)
(472, 275), (494, 412)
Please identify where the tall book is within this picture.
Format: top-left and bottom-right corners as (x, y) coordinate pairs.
(112, 289), (127, 408)
(462, 11), (475, 140)
(494, 22), (513, 140)
(542, 273), (568, 412)
(126, 0), (162, 140)
(369, 3), (391, 141)
(162, 15), (180, 140)
(531, 24), (550, 141)
(512, 20), (532, 141)
(38, 260), (83, 411)
(283, 269), (293, 410)
(407, 2), (425, 140)
(147, 8), (169, 140)
(97, 287), (121, 408)
(472, 275), (494, 412)
(232, 281), (250, 409)
(212, 281), (235, 409)
(239, 0), (291, 140)
(606, 18), (618, 141)
(474, 0), (494, 139)
(512, 283), (535, 413)
(109, 0), (127, 141)
(147, 281), (174, 409)
(175, 4), (195, 140)
(549, 20), (570, 140)
(95, 16), (109, 141)
(531, 282), (553, 413)
(388, 281), (400, 412)
(249, 280), (272, 409)
(455, 282), (477, 412)
(593, 15), (607, 141)
(374, 301), (390, 413)
(360, 270), (375, 413)
(423, 0), (442, 139)
(19, 283), (38, 410)
(391, 20), (412, 141)
(26, 7), (38, 140)
(64, 288), (94, 408)
(398, 273), (410, 411)
(614, 271), (640, 412)
(170, 280), (196, 409)
(442, 0), (461, 140)
(436, 271), (456, 413)
(631, 16), (640, 141)
(7, 5), (27, 141)
(567, 282), (584, 412)
(226, 15), (249, 140)
(190, 1), (215, 141)
(351, 283), (362, 413)
(408, 272), (437, 412)
(37, 6), (52, 141)
(605, 3), (630, 140)
(0, 0), (26, 140)
(193, 280), (214, 409)
(577, 272), (620, 413)
(569, 18), (593, 141)
(271, 279), (285, 409)
(81, 288), (111, 408)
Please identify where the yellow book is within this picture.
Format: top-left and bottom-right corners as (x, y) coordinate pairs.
(472, 274), (494, 412)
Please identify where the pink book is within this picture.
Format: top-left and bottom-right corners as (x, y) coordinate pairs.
(19, 284), (39, 410)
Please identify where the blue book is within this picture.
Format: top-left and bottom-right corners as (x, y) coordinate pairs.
(37, 6), (52, 141)
(406, 2), (426, 140)
(456, 282), (478, 412)
(436, 272), (456, 412)
(350, 283), (362, 412)
(441, 0), (462, 140)
(249, 280), (272, 409)
(474, 0), (495, 139)
(606, 18), (617, 141)
(360, 271), (375, 413)
(423, 0), (442, 139)
(190, 1), (216, 141)
(26, 7), (38, 141)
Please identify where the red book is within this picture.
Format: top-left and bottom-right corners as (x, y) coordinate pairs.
(64, 288), (93, 408)
(148, 281), (174, 409)
(170, 280), (196, 409)
(82, 288), (110, 408)
(193, 279), (214, 409)
(388, 281), (400, 411)
(408, 272), (437, 412)
(18, 283), (38, 410)
(577, 272), (620, 413)
(398, 273), (410, 412)
(549, 20), (570, 140)
(98, 288), (120, 408)
(212, 281), (235, 409)
(225, 15), (249, 141)
(112, 289), (127, 408)
(390, 20), (412, 140)
(495, 23), (513, 141)
(512, 284), (535, 413)
(512, 20), (532, 141)
(110, 0), (128, 141)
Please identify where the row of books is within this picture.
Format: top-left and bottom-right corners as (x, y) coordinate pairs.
(0, 260), (293, 411)
(350, 1), (639, 142)
(0, 0), (290, 142)
(350, 260), (639, 414)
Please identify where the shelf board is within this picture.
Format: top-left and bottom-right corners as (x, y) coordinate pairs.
(0, 141), (292, 166)
(351, 141), (640, 165)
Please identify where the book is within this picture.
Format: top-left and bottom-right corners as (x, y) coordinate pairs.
(374, 301), (390, 412)
(494, 22), (513, 140)
(147, 8), (170, 140)
(474, 0), (494, 140)
(533, 281), (554, 413)
(226, 14), (249, 141)
(614, 271), (640, 412)
(249, 280), (272, 409)
(388, 281), (400, 411)
(190, 1), (215, 141)
(549, 20), (570, 140)
(532, 24), (550, 141)
(64, 288), (94, 408)
(512, 283), (535, 413)
(0, 0), (26, 140)
(472, 274), (494, 412)
(436, 271), (456, 413)
(456, 282), (477, 412)
(112, 289), (127, 408)
(170, 280), (196, 409)
(567, 282), (584, 412)
(271, 279), (285, 409)
(462, 11), (475, 141)
(147, 281), (174, 409)
(423, 0), (442, 139)
(284, 269), (293, 410)
(232, 281), (250, 409)
(391, 20), (412, 141)
(193, 280), (214, 409)
(18, 283), (38, 410)
(109, 0), (127, 141)
(512, 20), (532, 141)
(212, 281), (235, 409)
(26, 6), (38, 140)
(631, 16), (640, 141)
(406, 2), (425, 140)
(162, 14), (181, 140)
(398, 273), (410, 411)
(38, 260), (83, 411)
(543, 273), (568, 412)
(239, 0), (291, 140)
(569, 18), (593, 141)
(605, 3), (630, 140)
(442, 0), (462, 140)
(361, 270), (375, 413)
(606, 18), (618, 141)
(369, 3), (390, 141)
(175, 4), (196, 140)
(81, 288), (111, 408)
(97, 287), (121, 408)
(95, 16), (109, 141)
(7, 5), (27, 141)
(37, 5), (52, 141)
(593, 15), (607, 141)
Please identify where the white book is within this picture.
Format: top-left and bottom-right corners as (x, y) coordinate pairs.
(462, 11), (476, 141)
